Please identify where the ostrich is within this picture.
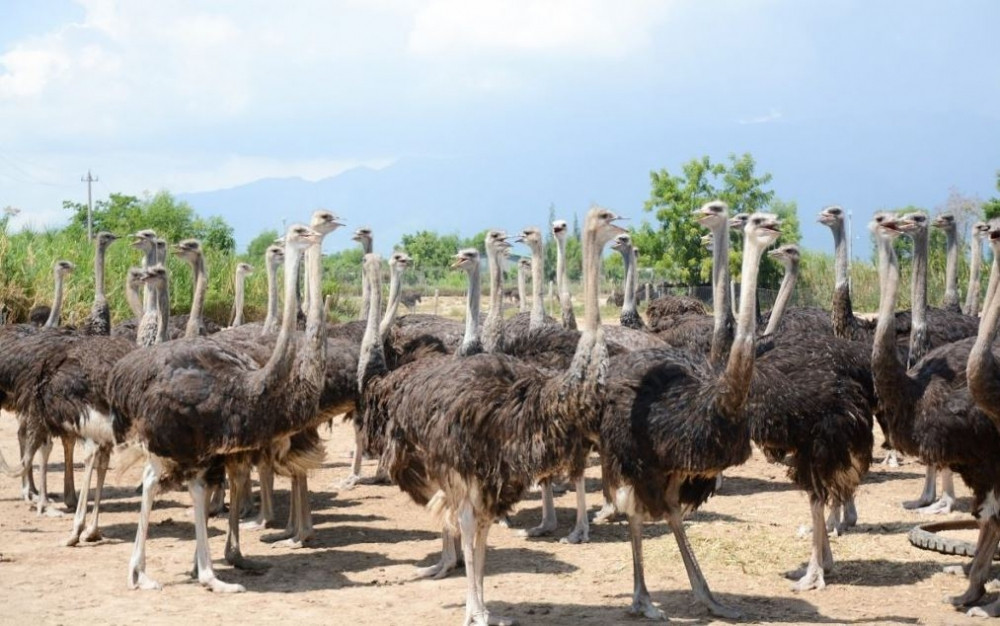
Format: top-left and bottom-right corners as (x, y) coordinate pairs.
(598, 210), (781, 620)
(761, 244), (800, 336)
(353, 226), (373, 321)
(230, 262), (254, 327)
(965, 221), (989, 317)
(872, 214), (1000, 617)
(818, 206), (878, 342)
(44, 260), (75, 328)
(611, 233), (645, 330)
(124, 267), (145, 320)
(78, 232), (120, 336)
(552, 219), (577, 330)
(113, 223), (325, 592)
(504, 227), (555, 341)
(359, 207), (626, 625)
(516, 257), (530, 313)
(262, 244), (285, 334)
(935, 213), (962, 314)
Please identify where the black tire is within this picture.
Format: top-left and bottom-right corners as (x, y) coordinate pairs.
(908, 519), (1000, 560)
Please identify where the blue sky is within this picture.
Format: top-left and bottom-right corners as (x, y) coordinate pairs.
(0, 0), (998, 256)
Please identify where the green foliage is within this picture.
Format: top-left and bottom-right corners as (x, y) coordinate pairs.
(985, 171), (1000, 220)
(634, 153), (794, 288)
(247, 228), (280, 259)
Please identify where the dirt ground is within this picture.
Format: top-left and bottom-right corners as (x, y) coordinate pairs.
(0, 413), (997, 626)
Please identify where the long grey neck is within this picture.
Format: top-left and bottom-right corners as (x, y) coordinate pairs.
(829, 219), (857, 338)
(529, 241), (545, 329)
(967, 235), (984, 316)
(710, 220), (733, 365)
(909, 230), (929, 365)
(44, 271), (65, 328)
(94, 243), (107, 302)
(263, 261), (281, 334)
(556, 235), (577, 330)
(259, 244), (306, 390)
(968, 248), (1000, 424)
(358, 238), (373, 321)
(300, 242), (327, 391)
(125, 278), (143, 320)
(231, 273), (247, 327)
(943, 228), (960, 312)
(872, 233), (913, 419)
(155, 281), (170, 344)
(482, 246), (505, 353)
(379, 266), (403, 341)
(720, 234), (763, 416)
(620, 245), (640, 323)
(458, 261), (483, 356)
(566, 225), (605, 386)
(517, 264), (528, 313)
(142, 246), (156, 311)
(137, 282), (160, 347)
(357, 256), (387, 393)
(184, 255), (207, 339)
(763, 260), (797, 336)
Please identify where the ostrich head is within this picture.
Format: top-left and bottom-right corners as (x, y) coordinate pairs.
(485, 230), (511, 256)
(139, 265), (169, 290)
(154, 239), (167, 264)
(552, 219), (569, 241)
(95, 231), (118, 249)
(515, 226), (543, 249)
(54, 260), (76, 277)
(310, 210), (344, 235)
(818, 205), (845, 229)
(173, 239), (203, 264)
(767, 244), (800, 268)
(236, 262), (254, 278)
(451, 248), (480, 272)
(701, 233), (714, 251)
(932, 213), (957, 234)
(284, 224), (323, 255)
(898, 212), (928, 237)
(743, 213), (782, 249)
(871, 212), (903, 239)
(265, 244), (284, 268)
(518, 258), (531, 271)
(728, 213), (750, 232)
(352, 226), (373, 245)
(988, 222), (1000, 254)
(126, 267), (145, 291)
(693, 200), (729, 231)
(130, 229), (158, 252)
(973, 221), (990, 242)
(589, 207), (628, 247)
(389, 251), (411, 273)
(611, 233), (633, 255)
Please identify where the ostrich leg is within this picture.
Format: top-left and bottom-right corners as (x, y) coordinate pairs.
(27, 438), (62, 516)
(948, 519), (1000, 608)
(626, 514), (665, 620)
(791, 498), (833, 591)
(518, 480), (557, 537)
(916, 468), (956, 514)
(81, 447), (110, 542)
(560, 476), (590, 544)
(128, 459), (163, 590)
(62, 436), (77, 509)
(190, 475), (245, 593)
(415, 528), (460, 579)
(241, 460), (275, 530)
(262, 475), (300, 544)
(65, 443), (109, 545)
(270, 474), (315, 549)
(224, 460), (270, 571)
(903, 465), (938, 509)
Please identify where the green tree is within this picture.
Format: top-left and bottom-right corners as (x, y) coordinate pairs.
(193, 215), (236, 254)
(246, 228), (280, 260)
(984, 171), (1000, 220)
(399, 230), (463, 281)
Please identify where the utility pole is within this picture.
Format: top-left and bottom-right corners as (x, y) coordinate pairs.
(81, 170), (98, 240)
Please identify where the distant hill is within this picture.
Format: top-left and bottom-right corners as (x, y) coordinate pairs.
(177, 155), (648, 256)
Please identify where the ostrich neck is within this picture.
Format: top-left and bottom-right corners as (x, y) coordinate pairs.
(943, 229), (959, 310)
(136, 279), (161, 347)
(909, 231), (929, 364)
(968, 262), (1000, 424)
(620, 246), (638, 322)
(358, 239), (373, 321)
(457, 261), (483, 356)
(530, 242), (545, 329)
(125, 279), (143, 320)
(263, 261), (281, 334)
(94, 243), (107, 302)
(565, 224), (606, 387)
(763, 261), (797, 336)
(155, 281), (170, 344)
(556, 236), (577, 330)
(710, 220), (733, 365)
(299, 243), (327, 390)
(142, 246), (156, 311)
(232, 275), (246, 327)
(482, 247), (505, 353)
(966, 236), (984, 316)
(830, 221), (856, 338)
(872, 235), (917, 432)
(719, 235), (763, 416)
(517, 265), (528, 313)
(379, 266), (403, 341)
(357, 258), (387, 393)
(256, 245), (306, 391)
(44, 272), (65, 328)
(184, 255), (207, 339)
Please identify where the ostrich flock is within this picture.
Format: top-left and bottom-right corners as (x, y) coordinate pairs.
(3, 202), (1000, 624)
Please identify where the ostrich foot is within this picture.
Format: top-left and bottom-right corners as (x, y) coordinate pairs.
(968, 603), (1000, 618)
(705, 599), (742, 620)
(270, 536), (310, 549)
(129, 570), (162, 591)
(226, 553), (270, 571)
(487, 614), (516, 626)
(41, 506), (66, 518)
(628, 597), (666, 620)
(944, 564), (971, 577)
(882, 450), (900, 468)
(63, 533), (81, 547)
(495, 515), (512, 528)
(915, 495), (954, 515)
(240, 517), (275, 531)
(592, 502), (621, 524)
(903, 496), (935, 510)
(64, 493), (78, 511)
(201, 576), (245, 593)
(414, 558), (460, 580)
(260, 529), (295, 543)
(948, 587), (985, 607)
(517, 520), (556, 538)
(338, 474), (361, 490)
(81, 526), (103, 542)
(789, 567), (827, 592)
(559, 527), (589, 544)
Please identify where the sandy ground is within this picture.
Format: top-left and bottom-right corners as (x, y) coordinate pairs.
(0, 413), (997, 626)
